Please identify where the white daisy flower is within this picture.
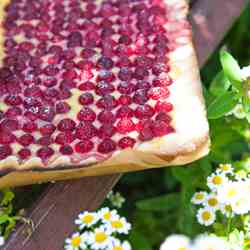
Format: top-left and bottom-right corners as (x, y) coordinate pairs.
(160, 234), (191, 250)
(88, 226), (112, 250)
(98, 207), (118, 223)
(216, 164), (234, 175)
(65, 232), (86, 250)
(217, 181), (243, 205)
(219, 204), (234, 218)
(243, 178), (250, 192)
(75, 211), (98, 229)
(231, 194), (250, 215)
(207, 173), (228, 191)
(0, 236), (4, 246)
(106, 215), (131, 234)
(109, 238), (132, 250)
(192, 234), (230, 250)
(197, 207), (216, 226)
(191, 192), (207, 205)
(205, 194), (220, 211)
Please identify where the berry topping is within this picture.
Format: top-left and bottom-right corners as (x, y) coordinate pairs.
(0, 0), (177, 165)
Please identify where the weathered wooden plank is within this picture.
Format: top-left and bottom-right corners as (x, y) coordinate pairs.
(4, 1), (248, 250)
(4, 175), (121, 250)
(190, 0), (248, 66)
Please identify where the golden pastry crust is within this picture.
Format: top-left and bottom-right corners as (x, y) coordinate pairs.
(0, 0), (209, 187)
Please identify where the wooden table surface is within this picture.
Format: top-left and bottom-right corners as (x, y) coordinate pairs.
(4, 0), (248, 249)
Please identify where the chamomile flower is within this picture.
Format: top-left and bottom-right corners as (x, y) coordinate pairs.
(75, 211), (98, 229)
(192, 234), (230, 250)
(106, 215), (131, 234)
(219, 204), (234, 218)
(160, 234), (191, 250)
(98, 207), (118, 223)
(231, 194), (250, 215)
(217, 181), (243, 205)
(109, 238), (132, 250)
(191, 192), (207, 205)
(88, 226), (112, 250)
(205, 194), (220, 211)
(216, 163), (234, 175)
(197, 207), (216, 226)
(207, 173), (228, 191)
(65, 232), (86, 250)
(243, 178), (250, 192)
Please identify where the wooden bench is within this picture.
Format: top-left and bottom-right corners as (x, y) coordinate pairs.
(4, 0), (248, 249)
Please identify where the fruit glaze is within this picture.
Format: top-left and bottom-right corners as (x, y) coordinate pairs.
(0, 0), (191, 169)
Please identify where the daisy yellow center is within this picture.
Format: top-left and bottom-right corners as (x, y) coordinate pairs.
(82, 214), (94, 224)
(195, 193), (204, 200)
(202, 211), (211, 221)
(113, 246), (123, 250)
(227, 188), (237, 198)
(111, 220), (123, 229)
(225, 205), (232, 212)
(208, 198), (218, 207)
(103, 212), (111, 220)
(71, 236), (81, 247)
(178, 248), (187, 250)
(212, 176), (222, 185)
(220, 165), (230, 171)
(95, 232), (107, 243)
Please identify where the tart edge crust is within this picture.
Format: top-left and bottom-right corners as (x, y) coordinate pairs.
(0, 0), (210, 187)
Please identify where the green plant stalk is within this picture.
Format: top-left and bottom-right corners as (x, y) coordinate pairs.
(227, 216), (233, 239)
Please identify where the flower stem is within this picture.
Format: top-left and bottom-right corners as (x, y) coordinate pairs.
(227, 215), (232, 238)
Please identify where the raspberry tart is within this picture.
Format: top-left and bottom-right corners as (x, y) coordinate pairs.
(0, 0), (209, 186)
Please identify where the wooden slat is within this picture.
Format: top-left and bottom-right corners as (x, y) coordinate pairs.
(190, 0), (248, 66)
(4, 1), (248, 250)
(5, 175), (121, 250)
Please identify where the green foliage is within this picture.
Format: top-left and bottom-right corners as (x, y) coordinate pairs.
(136, 193), (180, 212)
(209, 71), (231, 97)
(0, 189), (18, 239)
(207, 91), (238, 119)
(129, 231), (152, 250)
(220, 50), (243, 91)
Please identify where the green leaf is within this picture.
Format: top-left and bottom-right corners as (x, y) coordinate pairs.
(4, 219), (16, 239)
(242, 95), (250, 113)
(220, 50), (243, 91)
(0, 214), (9, 224)
(207, 91), (238, 119)
(1, 190), (14, 206)
(209, 71), (231, 96)
(136, 193), (180, 212)
(129, 231), (152, 250)
(177, 185), (197, 236)
(245, 111), (250, 123)
(171, 164), (206, 186)
(202, 85), (214, 106)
